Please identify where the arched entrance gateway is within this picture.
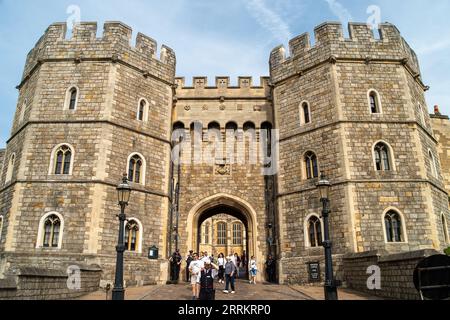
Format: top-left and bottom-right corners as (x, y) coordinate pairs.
(186, 194), (265, 281)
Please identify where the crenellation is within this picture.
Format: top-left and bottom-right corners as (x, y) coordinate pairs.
(176, 76), (270, 90)
(136, 33), (157, 58)
(238, 76), (252, 88)
(103, 21), (133, 45)
(21, 21), (176, 85)
(270, 22), (421, 83)
(314, 21), (344, 45)
(289, 33), (310, 57)
(379, 23), (402, 42)
(348, 23), (376, 42)
(72, 22), (98, 42)
(215, 76), (230, 88)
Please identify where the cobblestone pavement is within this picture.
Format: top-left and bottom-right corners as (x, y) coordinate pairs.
(78, 280), (380, 301)
(140, 280), (312, 301)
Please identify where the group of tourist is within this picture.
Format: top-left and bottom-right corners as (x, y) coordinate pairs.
(169, 249), (277, 300)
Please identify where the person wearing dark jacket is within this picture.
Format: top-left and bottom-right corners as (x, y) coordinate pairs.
(185, 250), (194, 282)
(199, 259), (218, 300)
(223, 256), (237, 294)
(265, 255), (276, 283)
(169, 249), (182, 282)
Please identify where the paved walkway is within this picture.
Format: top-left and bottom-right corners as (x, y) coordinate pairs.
(78, 280), (379, 300)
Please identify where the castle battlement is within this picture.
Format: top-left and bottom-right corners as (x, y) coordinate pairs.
(174, 76), (271, 100)
(270, 22), (421, 84)
(22, 21), (176, 85)
(175, 76), (270, 90)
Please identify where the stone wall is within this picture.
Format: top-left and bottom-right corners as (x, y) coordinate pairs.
(343, 249), (440, 300)
(431, 111), (450, 196)
(0, 264), (101, 300)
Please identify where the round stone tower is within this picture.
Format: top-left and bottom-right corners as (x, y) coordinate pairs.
(270, 22), (450, 284)
(0, 22), (176, 286)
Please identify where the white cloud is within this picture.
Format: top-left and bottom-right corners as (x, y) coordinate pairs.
(245, 0), (293, 44)
(325, 0), (353, 24)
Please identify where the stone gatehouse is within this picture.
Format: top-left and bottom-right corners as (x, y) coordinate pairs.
(0, 21), (449, 290)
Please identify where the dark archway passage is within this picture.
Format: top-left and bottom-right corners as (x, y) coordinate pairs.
(197, 205), (250, 279)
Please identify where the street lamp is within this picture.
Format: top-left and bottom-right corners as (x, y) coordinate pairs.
(316, 173), (338, 301)
(112, 173), (132, 301)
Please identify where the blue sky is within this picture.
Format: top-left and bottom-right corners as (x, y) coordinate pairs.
(1, 0), (449, 148)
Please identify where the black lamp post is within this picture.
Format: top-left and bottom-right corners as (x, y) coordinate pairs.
(316, 174), (338, 301)
(112, 173), (131, 301)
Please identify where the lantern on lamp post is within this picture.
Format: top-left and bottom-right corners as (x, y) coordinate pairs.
(316, 173), (338, 301)
(112, 173), (132, 301)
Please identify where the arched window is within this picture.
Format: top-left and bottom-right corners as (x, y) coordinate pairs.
(190, 121), (203, 145)
(374, 142), (391, 171)
(128, 153), (145, 184)
(384, 210), (404, 243)
(304, 151), (319, 179)
(208, 122), (221, 131)
(172, 122), (186, 144)
(5, 153), (16, 184)
(204, 222), (210, 244)
(137, 99), (148, 122)
(368, 90), (381, 114)
(428, 150), (438, 178)
(232, 223), (242, 245)
(300, 102), (311, 125)
(307, 216), (323, 247)
(217, 222), (227, 245)
(243, 122), (256, 132)
(225, 122), (238, 133)
(37, 212), (64, 249)
(125, 219), (141, 252)
(442, 214), (449, 244)
(52, 145), (73, 175)
(65, 87), (79, 111)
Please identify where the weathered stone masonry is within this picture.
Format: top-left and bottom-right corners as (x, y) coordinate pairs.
(0, 20), (449, 296)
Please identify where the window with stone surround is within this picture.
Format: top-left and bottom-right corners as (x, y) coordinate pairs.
(428, 150), (438, 178)
(442, 214), (449, 244)
(306, 215), (323, 248)
(204, 222), (210, 244)
(64, 86), (79, 111)
(300, 101), (311, 125)
(217, 222), (227, 245)
(50, 144), (74, 176)
(5, 153), (16, 184)
(304, 151), (319, 179)
(374, 142), (392, 171)
(124, 219), (142, 252)
(418, 103), (426, 127)
(36, 212), (64, 249)
(127, 153), (146, 185)
(232, 223), (242, 245)
(384, 210), (404, 243)
(368, 89), (382, 114)
(137, 99), (149, 122)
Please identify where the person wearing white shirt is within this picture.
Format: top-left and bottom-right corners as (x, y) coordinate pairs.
(189, 253), (205, 300)
(249, 256), (258, 284)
